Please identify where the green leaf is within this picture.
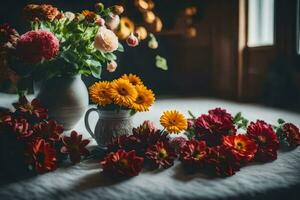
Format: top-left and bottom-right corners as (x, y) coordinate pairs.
(188, 110), (196, 119)
(278, 118), (285, 124)
(155, 55), (168, 70)
(117, 43), (124, 52)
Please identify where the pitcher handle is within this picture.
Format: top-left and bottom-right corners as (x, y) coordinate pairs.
(84, 107), (99, 139)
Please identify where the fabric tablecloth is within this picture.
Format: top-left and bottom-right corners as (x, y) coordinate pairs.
(1, 94), (300, 200)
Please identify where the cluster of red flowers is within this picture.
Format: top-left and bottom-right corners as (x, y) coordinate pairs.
(101, 108), (300, 177)
(0, 96), (90, 174)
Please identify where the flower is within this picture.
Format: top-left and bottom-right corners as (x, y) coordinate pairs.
(121, 74), (143, 86)
(33, 120), (64, 142)
(96, 17), (105, 26)
(222, 134), (257, 162)
(94, 27), (119, 53)
(148, 38), (158, 49)
(64, 11), (75, 21)
(160, 110), (188, 134)
(61, 131), (90, 164)
(170, 137), (187, 153)
(105, 13), (120, 30)
(115, 17), (135, 40)
(126, 33), (139, 47)
(16, 30), (59, 63)
(101, 150), (144, 177)
(111, 5), (124, 15)
(89, 81), (113, 106)
(135, 26), (148, 40)
(108, 78), (138, 107)
(282, 123), (300, 147)
(13, 96), (48, 119)
(179, 139), (207, 168)
(23, 4), (62, 22)
(130, 85), (155, 112)
(0, 23), (19, 48)
(106, 60), (118, 72)
(187, 119), (195, 130)
(145, 142), (176, 169)
(133, 120), (157, 135)
(11, 117), (33, 139)
(247, 120), (279, 161)
(26, 139), (57, 173)
(81, 10), (97, 23)
(143, 11), (156, 24)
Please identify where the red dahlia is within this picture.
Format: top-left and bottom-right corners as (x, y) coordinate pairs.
(13, 96), (48, 119)
(33, 120), (63, 142)
(247, 120), (279, 162)
(282, 123), (300, 147)
(145, 141), (176, 169)
(16, 30), (59, 63)
(101, 150), (144, 177)
(222, 134), (257, 162)
(61, 131), (90, 164)
(26, 139), (57, 173)
(179, 139), (207, 168)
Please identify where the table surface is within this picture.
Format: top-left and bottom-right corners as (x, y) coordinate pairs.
(0, 94), (300, 200)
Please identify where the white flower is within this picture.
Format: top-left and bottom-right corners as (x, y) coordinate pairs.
(64, 11), (75, 21)
(94, 27), (119, 53)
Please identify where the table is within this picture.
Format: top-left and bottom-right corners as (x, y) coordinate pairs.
(1, 94), (300, 200)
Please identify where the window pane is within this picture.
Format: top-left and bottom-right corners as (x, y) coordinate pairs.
(248, 0), (275, 47)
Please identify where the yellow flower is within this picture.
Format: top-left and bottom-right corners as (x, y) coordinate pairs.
(160, 110), (188, 134)
(131, 85), (155, 112)
(109, 78), (138, 107)
(121, 74), (143, 86)
(89, 81), (113, 106)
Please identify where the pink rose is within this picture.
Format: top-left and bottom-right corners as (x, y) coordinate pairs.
(94, 27), (118, 53)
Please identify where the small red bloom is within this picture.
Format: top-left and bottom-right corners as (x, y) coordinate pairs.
(33, 120), (64, 141)
(13, 96), (48, 119)
(101, 150), (144, 177)
(223, 134), (257, 162)
(26, 139), (57, 173)
(247, 120), (279, 162)
(170, 136), (187, 153)
(282, 123), (300, 147)
(132, 120), (157, 134)
(179, 139), (207, 167)
(61, 131), (90, 164)
(12, 117), (33, 139)
(0, 23), (19, 47)
(145, 142), (176, 169)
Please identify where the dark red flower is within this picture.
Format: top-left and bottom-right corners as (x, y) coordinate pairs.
(33, 120), (63, 141)
(61, 131), (90, 164)
(187, 119), (195, 130)
(179, 139), (207, 168)
(282, 123), (300, 147)
(16, 30), (59, 63)
(206, 145), (240, 176)
(0, 23), (19, 47)
(222, 134), (257, 162)
(132, 120), (157, 134)
(145, 142), (176, 169)
(247, 120), (279, 162)
(101, 150), (144, 177)
(13, 96), (48, 119)
(170, 136), (187, 153)
(26, 139), (57, 173)
(12, 117), (33, 139)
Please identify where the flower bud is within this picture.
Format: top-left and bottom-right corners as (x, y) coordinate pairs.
(135, 26), (147, 40)
(106, 14), (120, 30)
(111, 5), (124, 15)
(94, 3), (104, 12)
(126, 33), (139, 47)
(148, 38), (158, 49)
(143, 11), (155, 24)
(95, 16), (105, 26)
(106, 60), (118, 72)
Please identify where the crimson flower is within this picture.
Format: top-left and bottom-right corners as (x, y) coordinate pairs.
(282, 123), (300, 147)
(170, 136), (187, 153)
(33, 120), (64, 141)
(101, 150), (144, 177)
(12, 117), (33, 139)
(132, 120), (157, 134)
(13, 96), (48, 119)
(222, 134), (257, 162)
(145, 142), (176, 169)
(179, 139), (207, 168)
(26, 139), (57, 173)
(61, 131), (90, 164)
(247, 120), (279, 162)
(0, 23), (19, 47)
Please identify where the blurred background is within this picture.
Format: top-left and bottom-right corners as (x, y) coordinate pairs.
(1, 0), (300, 112)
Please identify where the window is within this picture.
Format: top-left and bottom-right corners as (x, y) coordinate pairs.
(248, 0), (275, 47)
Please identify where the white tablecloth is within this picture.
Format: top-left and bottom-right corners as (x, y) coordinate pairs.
(1, 94), (300, 200)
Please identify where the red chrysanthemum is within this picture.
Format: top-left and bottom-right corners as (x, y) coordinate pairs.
(206, 145), (240, 176)
(61, 131), (90, 164)
(16, 30), (59, 63)
(0, 23), (19, 47)
(12, 117), (33, 139)
(33, 120), (63, 142)
(145, 141), (177, 169)
(195, 108), (236, 146)
(222, 134), (257, 162)
(247, 120), (279, 162)
(282, 123), (300, 147)
(101, 150), (144, 177)
(13, 96), (48, 119)
(26, 139), (57, 173)
(170, 136), (187, 153)
(179, 139), (207, 168)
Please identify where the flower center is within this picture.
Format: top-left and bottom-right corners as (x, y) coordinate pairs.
(158, 148), (168, 158)
(193, 150), (205, 160)
(235, 141), (245, 150)
(136, 96), (144, 104)
(118, 87), (128, 96)
(118, 158), (129, 168)
(24, 103), (34, 111)
(258, 135), (266, 143)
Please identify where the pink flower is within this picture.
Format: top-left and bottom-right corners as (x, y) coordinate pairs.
(105, 14), (120, 30)
(126, 33), (139, 47)
(16, 30), (59, 63)
(94, 27), (118, 53)
(106, 60), (117, 72)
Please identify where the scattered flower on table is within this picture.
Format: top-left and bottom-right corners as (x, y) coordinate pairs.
(13, 96), (48, 119)
(160, 110), (188, 134)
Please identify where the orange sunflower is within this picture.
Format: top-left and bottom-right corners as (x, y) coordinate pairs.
(130, 85), (155, 112)
(121, 74), (143, 86)
(89, 81), (112, 106)
(160, 110), (188, 134)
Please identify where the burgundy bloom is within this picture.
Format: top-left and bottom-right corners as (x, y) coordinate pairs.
(247, 120), (279, 162)
(33, 120), (63, 141)
(282, 123), (300, 147)
(145, 142), (177, 169)
(61, 131), (90, 164)
(26, 139), (57, 173)
(12, 117), (33, 139)
(0, 23), (19, 47)
(132, 120), (157, 134)
(170, 136), (187, 153)
(13, 96), (48, 119)
(179, 139), (207, 168)
(16, 30), (59, 63)
(101, 150), (144, 177)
